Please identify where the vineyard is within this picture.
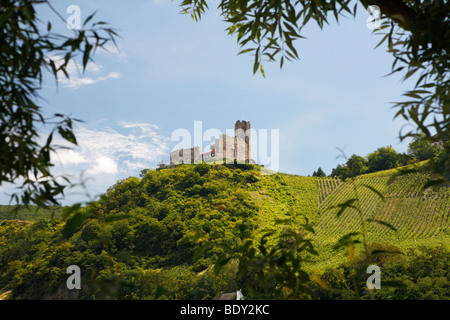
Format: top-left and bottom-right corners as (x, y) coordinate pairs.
(316, 177), (342, 203)
(281, 169), (450, 269)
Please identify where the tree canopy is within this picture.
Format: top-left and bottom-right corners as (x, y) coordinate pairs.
(329, 142), (423, 179)
(407, 133), (441, 162)
(312, 167), (326, 177)
(367, 146), (401, 173)
(346, 154), (368, 176)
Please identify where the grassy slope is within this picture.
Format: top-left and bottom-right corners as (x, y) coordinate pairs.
(252, 174), (319, 230)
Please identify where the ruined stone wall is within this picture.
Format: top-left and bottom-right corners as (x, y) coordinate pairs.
(169, 120), (251, 165)
(170, 146), (201, 165)
(212, 134), (247, 163)
(234, 136), (247, 163)
(214, 134), (234, 161)
(234, 120), (251, 162)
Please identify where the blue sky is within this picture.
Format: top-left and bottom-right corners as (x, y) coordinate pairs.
(1, 0), (418, 205)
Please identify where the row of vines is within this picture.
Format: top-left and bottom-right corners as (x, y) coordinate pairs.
(314, 173), (450, 245)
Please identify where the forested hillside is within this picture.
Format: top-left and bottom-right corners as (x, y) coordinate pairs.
(0, 163), (448, 299)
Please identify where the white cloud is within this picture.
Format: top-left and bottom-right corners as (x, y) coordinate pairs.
(47, 55), (121, 89)
(61, 71), (121, 89)
(53, 121), (169, 177)
(87, 157), (118, 175)
(45, 121), (170, 203)
(55, 149), (88, 166)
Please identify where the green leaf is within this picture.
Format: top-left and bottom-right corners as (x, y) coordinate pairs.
(403, 91), (422, 99)
(382, 280), (406, 288)
(82, 43), (93, 71)
(422, 178), (446, 190)
(366, 219), (397, 232)
(333, 232), (360, 250)
(193, 242), (211, 261)
(370, 249), (403, 256)
(62, 211), (87, 235)
(104, 213), (131, 223)
(374, 32), (389, 49)
(403, 67), (419, 81)
(154, 285), (168, 299)
(83, 11), (97, 27)
(62, 203), (82, 219)
(361, 184), (385, 202)
(214, 254), (231, 275)
(302, 223), (315, 234)
(328, 198), (357, 217)
(260, 64), (265, 77)
(58, 127), (78, 145)
(252, 47), (260, 74)
(238, 48), (255, 55)
(284, 34), (298, 59)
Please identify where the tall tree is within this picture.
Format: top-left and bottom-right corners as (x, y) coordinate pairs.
(346, 154), (368, 176)
(312, 167), (326, 177)
(407, 133), (441, 161)
(331, 164), (352, 179)
(0, 1), (117, 207)
(367, 146), (401, 172)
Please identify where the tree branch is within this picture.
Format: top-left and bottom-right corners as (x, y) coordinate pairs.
(364, 0), (417, 29)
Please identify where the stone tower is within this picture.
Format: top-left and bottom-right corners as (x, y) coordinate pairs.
(234, 120), (251, 163)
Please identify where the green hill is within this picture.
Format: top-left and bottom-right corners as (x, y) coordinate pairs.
(0, 162), (449, 299)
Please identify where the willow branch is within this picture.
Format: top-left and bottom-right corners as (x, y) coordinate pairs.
(363, 0), (417, 29)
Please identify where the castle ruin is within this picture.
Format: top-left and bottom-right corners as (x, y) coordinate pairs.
(169, 120), (253, 165)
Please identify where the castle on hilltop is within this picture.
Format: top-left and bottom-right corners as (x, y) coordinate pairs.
(168, 120), (253, 166)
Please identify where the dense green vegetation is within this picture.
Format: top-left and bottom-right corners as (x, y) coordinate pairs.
(310, 244), (449, 300)
(0, 205), (63, 222)
(329, 134), (447, 180)
(0, 163), (448, 300)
